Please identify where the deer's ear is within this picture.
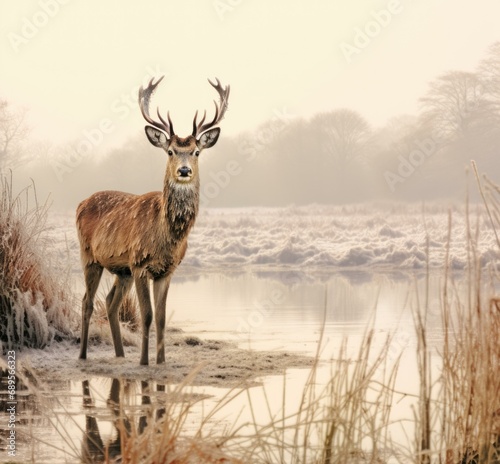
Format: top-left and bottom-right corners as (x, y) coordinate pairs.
(197, 128), (220, 150)
(145, 126), (168, 148)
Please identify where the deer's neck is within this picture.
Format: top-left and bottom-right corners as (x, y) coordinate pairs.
(162, 178), (199, 242)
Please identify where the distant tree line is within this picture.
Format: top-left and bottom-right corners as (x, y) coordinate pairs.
(193, 41), (500, 206)
(2, 42), (500, 208)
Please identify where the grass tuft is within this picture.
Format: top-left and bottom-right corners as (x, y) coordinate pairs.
(0, 174), (75, 351)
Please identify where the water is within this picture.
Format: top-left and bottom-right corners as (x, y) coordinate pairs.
(0, 269), (456, 463)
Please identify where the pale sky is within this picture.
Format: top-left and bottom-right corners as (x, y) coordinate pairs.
(1, 0), (500, 150)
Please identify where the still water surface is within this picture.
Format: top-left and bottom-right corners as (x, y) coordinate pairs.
(1, 269), (454, 463)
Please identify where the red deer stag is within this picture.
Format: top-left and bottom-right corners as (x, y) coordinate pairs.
(77, 76), (230, 365)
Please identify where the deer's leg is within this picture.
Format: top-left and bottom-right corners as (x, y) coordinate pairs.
(105, 282), (117, 311)
(106, 275), (132, 358)
(153, 276), (171, 364)
(79, 263), (104, 360)
(138, 380), (151, 433)
(134, 270), (153, 365)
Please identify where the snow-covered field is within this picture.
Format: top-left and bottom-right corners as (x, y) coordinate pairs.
(47, 202), (499, 274)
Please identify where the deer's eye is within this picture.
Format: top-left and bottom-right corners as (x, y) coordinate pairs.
(167, 150), (173, 156)
(194, 150), (200, 157)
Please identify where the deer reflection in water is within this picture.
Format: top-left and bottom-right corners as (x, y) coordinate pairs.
(81, 378), (166, 463)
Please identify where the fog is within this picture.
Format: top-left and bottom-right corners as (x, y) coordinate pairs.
(1, 1), (500, 208)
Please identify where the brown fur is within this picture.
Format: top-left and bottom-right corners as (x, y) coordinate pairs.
(78, 136), (209, 365)
(77, 186), (197, 278)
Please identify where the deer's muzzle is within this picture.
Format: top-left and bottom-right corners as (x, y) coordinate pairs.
(177, 166), (193, 181)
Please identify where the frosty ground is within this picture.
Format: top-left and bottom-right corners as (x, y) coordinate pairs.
(47, 202), (499, 276)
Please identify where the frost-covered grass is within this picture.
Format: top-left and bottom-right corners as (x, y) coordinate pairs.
(186, 202), (498, 271)
(0, 176), (75, 351)
(48, 201), (500, 275)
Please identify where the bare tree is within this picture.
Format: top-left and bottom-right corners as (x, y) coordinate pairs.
(419, 71), (493, 143)
(312, 109), (371, 170)
(478, 41), (500, 122)
(0, 99), (29, 169)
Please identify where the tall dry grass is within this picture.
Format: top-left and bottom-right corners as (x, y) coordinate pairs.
(107, 368), (246, 464)
(411, 164), (500, 463)
(240, 329), (399, 463)
(98, 315), (400, 464)
(437, 165), (500, 463)
(0, 174), (75, 351)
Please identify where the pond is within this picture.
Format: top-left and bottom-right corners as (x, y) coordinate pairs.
(1, 268), (460, 463)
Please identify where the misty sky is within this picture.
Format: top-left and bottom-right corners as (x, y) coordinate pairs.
(2, 0), (500, 151)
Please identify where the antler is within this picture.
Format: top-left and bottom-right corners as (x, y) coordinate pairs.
(138, 76), (175, 137)
(192, 78), (230, 138)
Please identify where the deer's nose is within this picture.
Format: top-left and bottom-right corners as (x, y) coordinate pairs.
(177, 166), (192, 177)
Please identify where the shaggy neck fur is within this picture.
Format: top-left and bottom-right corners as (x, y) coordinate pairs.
(162, 178), (200, 243)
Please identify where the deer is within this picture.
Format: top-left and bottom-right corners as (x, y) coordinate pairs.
(77, 76), (230, 365)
